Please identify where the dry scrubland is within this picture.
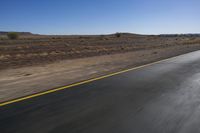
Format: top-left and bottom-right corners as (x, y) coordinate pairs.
(1, 33), (200, 70)
(1, 33), (200, 102)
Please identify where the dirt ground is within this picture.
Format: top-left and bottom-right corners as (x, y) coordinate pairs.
(1, 33), (200, 70)
(1, 43), (200, 102)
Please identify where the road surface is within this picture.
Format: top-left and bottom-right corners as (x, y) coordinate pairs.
(1, 51), (200, 133)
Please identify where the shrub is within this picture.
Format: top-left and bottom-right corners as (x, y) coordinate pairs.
(7, 32), (19, 40)
(115, 33), (121, 38)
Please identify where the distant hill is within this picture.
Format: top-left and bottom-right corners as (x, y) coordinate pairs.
(159, 34), (200, 37)
(0, 31), (34, 36)
(1, 31), (200, 37)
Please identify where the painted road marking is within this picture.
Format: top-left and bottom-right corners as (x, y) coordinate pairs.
(0, 53), (186, 107)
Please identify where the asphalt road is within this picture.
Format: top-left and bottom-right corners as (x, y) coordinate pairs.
(1, 51), (200, 133)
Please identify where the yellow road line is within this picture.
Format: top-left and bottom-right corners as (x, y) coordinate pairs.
(0, 55), (179, 107)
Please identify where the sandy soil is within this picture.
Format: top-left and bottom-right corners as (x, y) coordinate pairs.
(1, 44), (200, 102)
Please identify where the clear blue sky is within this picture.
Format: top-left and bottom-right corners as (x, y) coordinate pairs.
(1, 0), (199, 35)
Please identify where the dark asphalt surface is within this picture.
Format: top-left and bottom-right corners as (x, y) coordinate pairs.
(1, 51), (200, 133)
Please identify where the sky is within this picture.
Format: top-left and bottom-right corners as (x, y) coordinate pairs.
(0, 0), (200, 35)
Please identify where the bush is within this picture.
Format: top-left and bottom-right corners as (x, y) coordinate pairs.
(7, 32), (19, 40)
(115, 33), (121, 38)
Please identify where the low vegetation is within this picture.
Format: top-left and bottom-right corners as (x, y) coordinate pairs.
(0, 33), (200, 70)
(7, 32), (19, 40)
(115, 33), (121, 38)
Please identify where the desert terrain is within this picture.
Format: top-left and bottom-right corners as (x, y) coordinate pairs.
(1, 33), (200, 102)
